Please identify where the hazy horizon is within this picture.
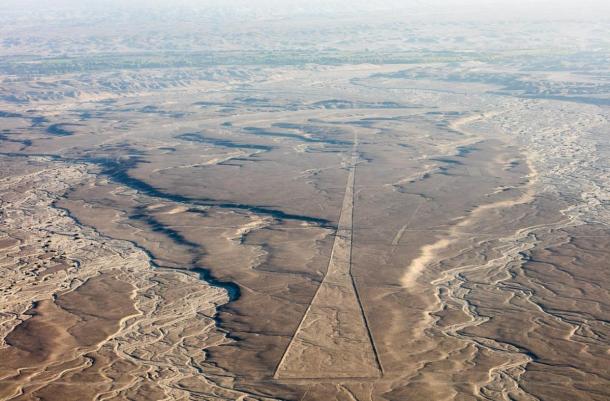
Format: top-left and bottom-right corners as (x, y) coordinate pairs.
(3, 0), (610, 20)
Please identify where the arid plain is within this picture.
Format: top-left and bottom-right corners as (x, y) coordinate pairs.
(1, 2), (609, 400)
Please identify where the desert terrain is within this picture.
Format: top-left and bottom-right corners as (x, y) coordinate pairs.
(0, 1), (609, 400)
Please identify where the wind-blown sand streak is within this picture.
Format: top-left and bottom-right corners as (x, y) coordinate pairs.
(401, 114), (539, 289)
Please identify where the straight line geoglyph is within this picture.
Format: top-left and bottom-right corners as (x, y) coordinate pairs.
(274, 135), (382, 380)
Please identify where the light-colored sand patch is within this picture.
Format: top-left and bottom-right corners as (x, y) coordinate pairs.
(401, 114), (539, 289)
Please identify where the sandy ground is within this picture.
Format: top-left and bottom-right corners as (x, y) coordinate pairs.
(0, 7), (609, 400)
(0, 158), (277, 400)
